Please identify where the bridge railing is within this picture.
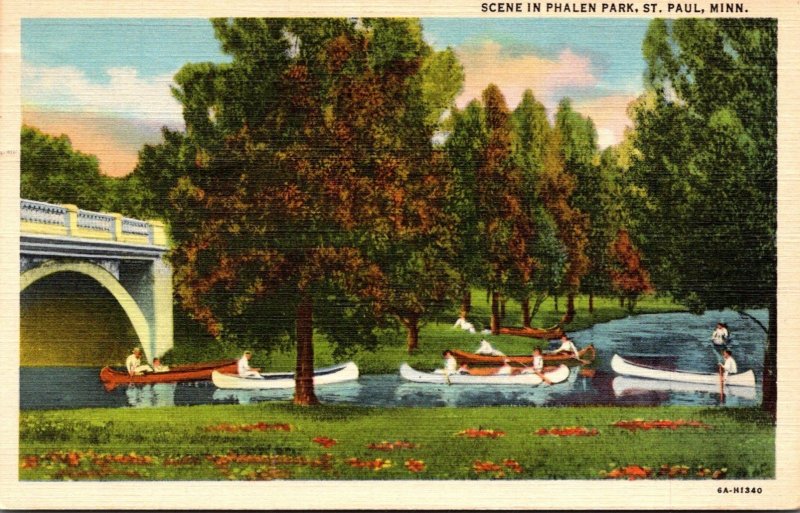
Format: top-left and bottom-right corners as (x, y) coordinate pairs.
(21, 199), (166, 246)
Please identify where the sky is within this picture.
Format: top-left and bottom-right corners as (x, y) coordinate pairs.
(22, 18), (650, 177)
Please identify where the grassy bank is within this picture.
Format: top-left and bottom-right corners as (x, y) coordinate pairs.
(19, 404), (773, 480)
(166, 292), (686, 374)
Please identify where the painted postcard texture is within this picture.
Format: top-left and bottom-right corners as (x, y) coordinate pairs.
(3, 2), (799, 510)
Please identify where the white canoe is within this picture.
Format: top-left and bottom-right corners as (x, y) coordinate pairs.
(399, 363), (570, 385)
(211, 361), (359, 390)
(612, 376), (757, 400)
(611, 354), (755, 387)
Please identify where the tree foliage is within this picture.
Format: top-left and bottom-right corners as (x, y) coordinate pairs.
(21, 125), (111, 211)
(631, 18), (777, 418)
(165, 18), (460, 402)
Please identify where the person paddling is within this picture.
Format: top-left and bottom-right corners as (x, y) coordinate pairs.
(547, 335), (589, 364)
(523, 347), (552, 385)
(238, 351), (262, 378)
(718, 349), (738, 384)
(711, 322), (730, 347)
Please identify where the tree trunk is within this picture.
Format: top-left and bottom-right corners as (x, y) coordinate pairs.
(588, 292), (594, 313)
(553, 295), (559, 313)
(294, 293), (319, 406)
(500, 298), (506, 320)
(403, 315), (420, 354)
(531, 292), (547, 320)
(459, 289), (471, 320)
(619, 296), (625, 308)
(490, 291), (501, 335)
(561, 293), (575, 325)
(521, 296), (531, 328)
(762, 298), (777, 423)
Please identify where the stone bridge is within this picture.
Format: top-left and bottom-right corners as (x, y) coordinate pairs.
(20, 199), (173, 362)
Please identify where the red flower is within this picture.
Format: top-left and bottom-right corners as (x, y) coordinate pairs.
(536, 426), (599, 437)
(457, 428), (505, 438)
(313, 436), (338, 448)
(404, 459), (426, 473)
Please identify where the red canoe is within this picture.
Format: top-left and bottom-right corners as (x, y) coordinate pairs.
(498, 325), (566, 340)
(450, 345), (595, 367)
(100, 359), (239, 391)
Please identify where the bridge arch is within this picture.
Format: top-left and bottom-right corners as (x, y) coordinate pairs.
(21, 260), (153, 362)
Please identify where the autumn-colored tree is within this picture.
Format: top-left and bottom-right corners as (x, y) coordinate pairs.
(167, 18), (454, 404)
(537, 127), (589, 325)
(475, 85), (534, 334)
(550, 99), (592, 323)
(608, 229), (653, 312)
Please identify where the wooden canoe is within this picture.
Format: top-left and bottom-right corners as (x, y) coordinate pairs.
(211, 361), (359, 389)
(498, 325), (565, 340)
(450, 345), (595, 367)
(100, 359), (239, 390)
(610, 354), (755, 387)
(399, 363), (570, 385)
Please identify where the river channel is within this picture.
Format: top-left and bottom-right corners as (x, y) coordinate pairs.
(20, 309), (767, 410)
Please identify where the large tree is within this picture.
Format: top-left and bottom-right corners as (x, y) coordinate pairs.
(631, 19), (777, 419)
(167, 18), (455, 404)
(445, 100), (487, 322)
(475, 85), (534, 334)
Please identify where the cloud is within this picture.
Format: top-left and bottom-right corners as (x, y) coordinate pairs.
(454, 40), (598, 112)
(22, 63), (183, 124)
(22, 62), (185, 176)
(572, 94), (638, 148)
(23, 108), (175, 178)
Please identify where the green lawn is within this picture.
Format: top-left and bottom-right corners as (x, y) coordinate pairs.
(166, 292), (686, 374)
(19, 404), (774, 480)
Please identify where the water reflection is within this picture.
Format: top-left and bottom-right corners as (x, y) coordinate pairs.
(612, 376), (756, 401)
(125, 383), (177, 408)
(212, 382), (363, 405)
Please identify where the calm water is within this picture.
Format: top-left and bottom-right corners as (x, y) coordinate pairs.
(20, 309), (767, 410)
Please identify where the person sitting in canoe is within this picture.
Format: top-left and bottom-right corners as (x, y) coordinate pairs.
(545, 336), (590, 364)
(126, 347), (153, 376)
(475, 339), (505, 356)
(152, 358), (170, 373)
(521, 348), (553, 385)
(718, 349), (738, 383)
(238, 351), (262, 378)
(433, 350), (459, 375)
(711, 322), (730, 347)
(495, 358), (514, 376)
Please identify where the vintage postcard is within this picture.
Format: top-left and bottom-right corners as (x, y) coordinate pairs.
(1, 0), (798, 509)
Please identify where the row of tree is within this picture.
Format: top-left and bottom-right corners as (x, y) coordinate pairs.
(21, 18), (776, 418)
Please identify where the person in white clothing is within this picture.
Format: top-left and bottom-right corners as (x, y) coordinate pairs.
(453, 317), (476, 334)
(238, 351), (262, 378)
(546, 336), (588, 364)
(125, 347), (153, 376)
(152, 358), (170, 373)
(711, 322), (730, 346)
(495, 358), (513, 376)
(475, 339), (505, 356)
(521, 348), (552, 384)
(718, 349), (738, 381)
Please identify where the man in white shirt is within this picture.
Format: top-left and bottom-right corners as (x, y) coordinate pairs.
(238, 351), (262, 378)
(126, 347), (153, 376)
(711, 322), (729, 346)
(718, 349), (738, 382)
(546, 336), (589, 364)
